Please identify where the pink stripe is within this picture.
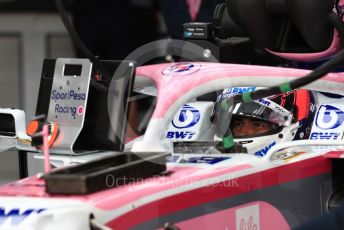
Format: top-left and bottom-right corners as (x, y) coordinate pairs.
(187, 0), (202, 21)
(136, 63), (344, 118)
(0, 164), (251, 207)
(106, 155), (331, 229)
(0, 154), (332, 229)
(324, 151), (344, 159)
(42, 124), (51, 173)
(267, 30), (341, 61)
(92, 164), (252, 210)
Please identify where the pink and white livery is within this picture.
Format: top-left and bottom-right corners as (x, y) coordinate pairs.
(0, 61), (344, 230)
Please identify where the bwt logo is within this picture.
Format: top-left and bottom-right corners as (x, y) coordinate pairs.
(172, 105), (200, 128)
(310, 132), (340, 140)
(315, 105), (344, 129)
(257, 98), (270, 106)
(0, 207), (45, 225)
(219, 87), (256, 99)
(227, 87), (256, 94)
(166, 131), (195, 139)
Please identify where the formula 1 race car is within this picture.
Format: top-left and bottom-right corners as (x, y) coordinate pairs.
(0, 59), (343, 230)
(0, 0), (344, 229)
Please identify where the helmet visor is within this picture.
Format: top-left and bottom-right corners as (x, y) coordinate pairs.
(232, 101), (293, 126)
(214, 99), (293, 138)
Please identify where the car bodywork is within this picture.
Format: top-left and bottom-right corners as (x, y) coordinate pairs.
(0, 62), (344, 229)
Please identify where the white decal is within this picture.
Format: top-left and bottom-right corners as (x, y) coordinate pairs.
(236, 204), (260, 230)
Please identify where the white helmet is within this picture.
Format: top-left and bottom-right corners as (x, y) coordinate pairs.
(214, 88), (316, 156)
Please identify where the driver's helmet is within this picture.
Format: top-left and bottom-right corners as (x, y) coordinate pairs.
(217, 88), (316, 157)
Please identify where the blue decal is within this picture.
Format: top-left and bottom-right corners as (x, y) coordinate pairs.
(166, 131), (195, 139)
(172, 105), (200, 129)
(0, 208), (45, 225)
(257, 98), (271, 106)
(227, 87), (256, 94)
(162, 63), (201, 76)
(51, 89), (86, 119)
(54, 104), (77, 119)
(255, 142), (276, 157)
(51, 90), (86, 102)
(167, 155), (180, 162)
(171, 63), (194, 73)
(184, 157), (230, 164)
(315, 105), (344, 129)
(218, 87), (256, 100)
(310, 132), (340, 140)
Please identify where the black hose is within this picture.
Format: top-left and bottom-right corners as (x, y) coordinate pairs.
(54, 0), (111, 80)
(233, 40), (344, 103)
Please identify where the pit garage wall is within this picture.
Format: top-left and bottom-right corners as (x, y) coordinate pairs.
(0, 13), (75, 184)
